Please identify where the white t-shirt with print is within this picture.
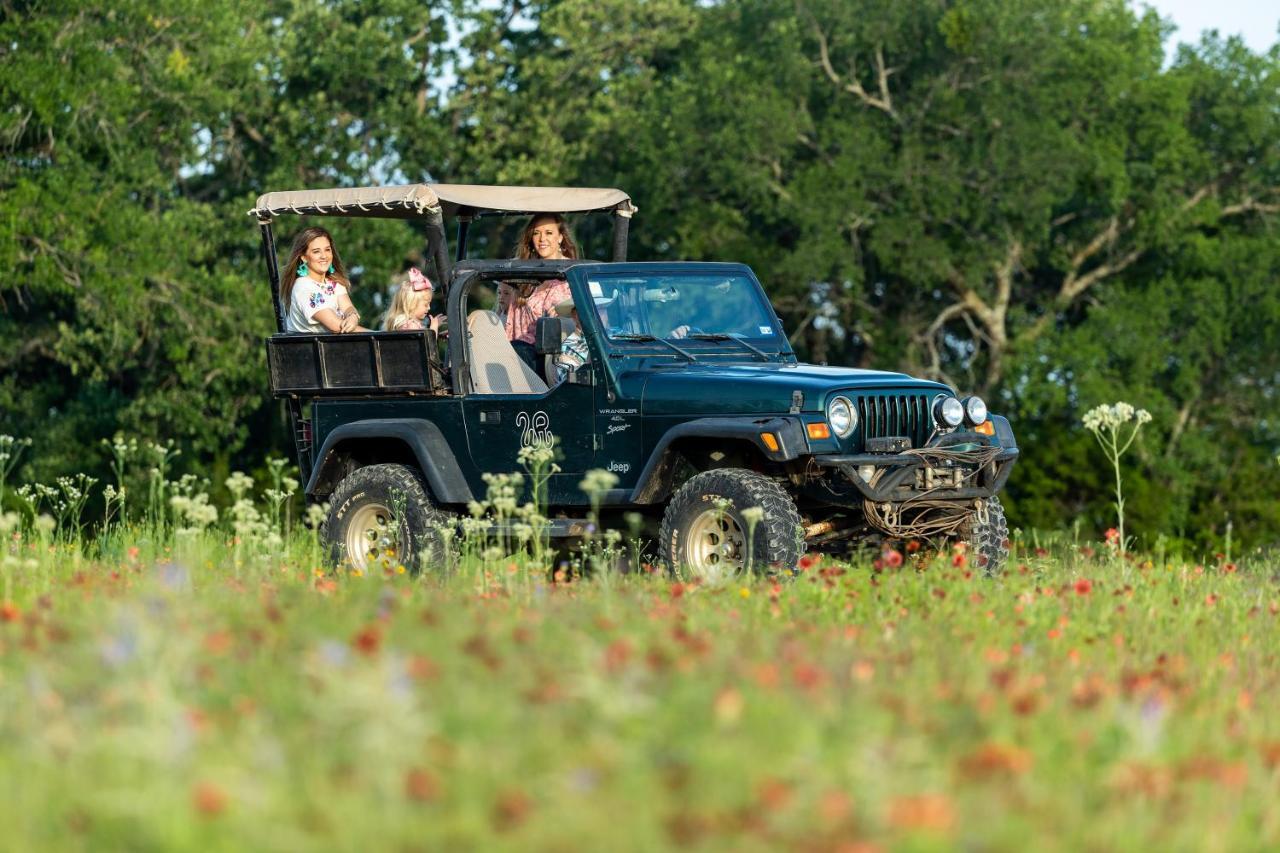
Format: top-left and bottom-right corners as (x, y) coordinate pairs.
(285, 277), (348, 334)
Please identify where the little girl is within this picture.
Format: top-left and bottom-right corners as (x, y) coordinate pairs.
(383, 268), (440, 333)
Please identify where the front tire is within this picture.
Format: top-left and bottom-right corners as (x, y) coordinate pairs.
(659, 469), (804, 581)
(960, 495), (1010, 576)
(322, 464), (455, 573)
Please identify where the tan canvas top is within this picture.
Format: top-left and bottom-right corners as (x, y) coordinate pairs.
(250, 183), (633, 220)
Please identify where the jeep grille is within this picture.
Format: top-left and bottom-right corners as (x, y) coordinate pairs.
(856, 394), (933, 449)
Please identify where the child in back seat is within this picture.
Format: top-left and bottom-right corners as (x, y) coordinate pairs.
(383, 268), (441, 333)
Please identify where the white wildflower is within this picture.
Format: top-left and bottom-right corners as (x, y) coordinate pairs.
(225, 471), (254, 499)
(305, 502), (329, 528)
(579, 469), (619, 496)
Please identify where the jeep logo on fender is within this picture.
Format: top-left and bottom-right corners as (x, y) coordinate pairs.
(516, 411), (554, 449)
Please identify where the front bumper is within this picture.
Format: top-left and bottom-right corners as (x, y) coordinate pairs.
(808, 429), (1018, 504)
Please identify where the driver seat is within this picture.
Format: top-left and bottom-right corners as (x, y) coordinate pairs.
(466, 310), (547, 394)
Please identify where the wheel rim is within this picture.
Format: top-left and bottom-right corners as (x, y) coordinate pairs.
(344, 503), (398, 571)
(683, 507), (746, 583)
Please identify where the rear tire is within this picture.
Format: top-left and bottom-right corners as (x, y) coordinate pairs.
(322, 464), (455, 573)
(659, 468), (804, 581)
(961, 495), (1009, 576)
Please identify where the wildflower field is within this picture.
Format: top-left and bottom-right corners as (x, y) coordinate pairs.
(1, 428), (1277, 850)
(3, 501), (1278, 850)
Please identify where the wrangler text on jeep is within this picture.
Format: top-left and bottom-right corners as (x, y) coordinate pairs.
(251, 183), (1018, 577)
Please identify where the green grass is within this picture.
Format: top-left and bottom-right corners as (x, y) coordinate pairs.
(1, 530), (1277, 851)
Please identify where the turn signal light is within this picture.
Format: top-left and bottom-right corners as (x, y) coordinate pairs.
(806, 422), (831, 440)
(760, 432), (780, 452)
(974, 421), (995, 436)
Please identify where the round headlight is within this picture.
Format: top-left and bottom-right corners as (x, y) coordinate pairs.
(827, 395), (857, 438)
(933, 395), (964, 428)
(963, 396), (988, 425)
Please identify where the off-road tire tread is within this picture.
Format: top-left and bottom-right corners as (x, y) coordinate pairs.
(962, 495), (1009, 576)
(659, 468), (805, 577)
(321, 463), (455, 571)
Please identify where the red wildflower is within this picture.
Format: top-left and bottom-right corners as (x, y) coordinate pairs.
(1223, 562), (1238, 575)
(951, 552), (967, 568)
(755, 777), (792, 811)
(351, 624), (383, 656)
(192, 782), (227, 817)
(408, 655), (440, 681)
(887, 794), (955, 833)
(1205, 594), (1218, 607)
(405, 768), (439, 802)
(797, 554), (819, 572)
(1104, 528), (1120, 545)
(492, 790), (533, 832)
(905, 539), (921, 553)
(957, 742), (1033, 780)
(185, 707), (210, 734)
(1074, 578), (1093, 596)
(603, 638), (631, 673)
(0, 601), (19, 623)
(818, 789), (853, 824)
(669, 582), (686, 600)
(883, 549), (904, 569)
(792, 662), (826, 691)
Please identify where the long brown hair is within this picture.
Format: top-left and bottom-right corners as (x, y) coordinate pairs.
(282, 226), (351, 304)
(516, 214), (579, 260)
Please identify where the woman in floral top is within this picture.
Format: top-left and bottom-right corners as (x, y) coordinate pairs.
(282, 227), (366, 334)
(497, 214), (577, 368)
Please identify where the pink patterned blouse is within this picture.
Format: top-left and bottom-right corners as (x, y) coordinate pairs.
(496, 279), (571, 345)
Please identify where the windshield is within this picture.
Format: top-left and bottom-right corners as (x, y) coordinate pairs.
(586, 273), (782, 343)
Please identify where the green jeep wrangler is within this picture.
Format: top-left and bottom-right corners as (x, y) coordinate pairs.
(252, 183), (1018, 577)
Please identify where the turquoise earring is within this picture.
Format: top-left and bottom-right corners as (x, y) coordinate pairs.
(328, 264), (335, 273)
(296, 261), (307, 277)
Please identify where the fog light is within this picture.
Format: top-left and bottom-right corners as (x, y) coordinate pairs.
(933, 395), (965, 428)
(963, 395), (988, 426)
(807, 422), (830, 440)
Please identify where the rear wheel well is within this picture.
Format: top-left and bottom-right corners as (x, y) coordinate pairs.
(311, 437), (421, 499)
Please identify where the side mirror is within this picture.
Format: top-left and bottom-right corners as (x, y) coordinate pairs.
(535, 316), (568, 355)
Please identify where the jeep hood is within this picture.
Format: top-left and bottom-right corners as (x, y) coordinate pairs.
(636, 363), (950, 416)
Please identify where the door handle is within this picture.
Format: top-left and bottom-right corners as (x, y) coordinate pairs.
(479, 410), (501, 424)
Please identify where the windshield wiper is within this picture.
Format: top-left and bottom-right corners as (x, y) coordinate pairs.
(612, 333), (697, 362)
(686, 332), (769, 361)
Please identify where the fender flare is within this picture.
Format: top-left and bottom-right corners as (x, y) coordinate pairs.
(629, 416), (807, 504)
(306, 418), (474, 504)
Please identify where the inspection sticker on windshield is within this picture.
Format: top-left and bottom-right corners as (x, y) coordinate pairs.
(759, 326), (775, 335)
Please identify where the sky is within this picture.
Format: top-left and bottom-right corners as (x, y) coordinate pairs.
(1138, 0), (1278, 55)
